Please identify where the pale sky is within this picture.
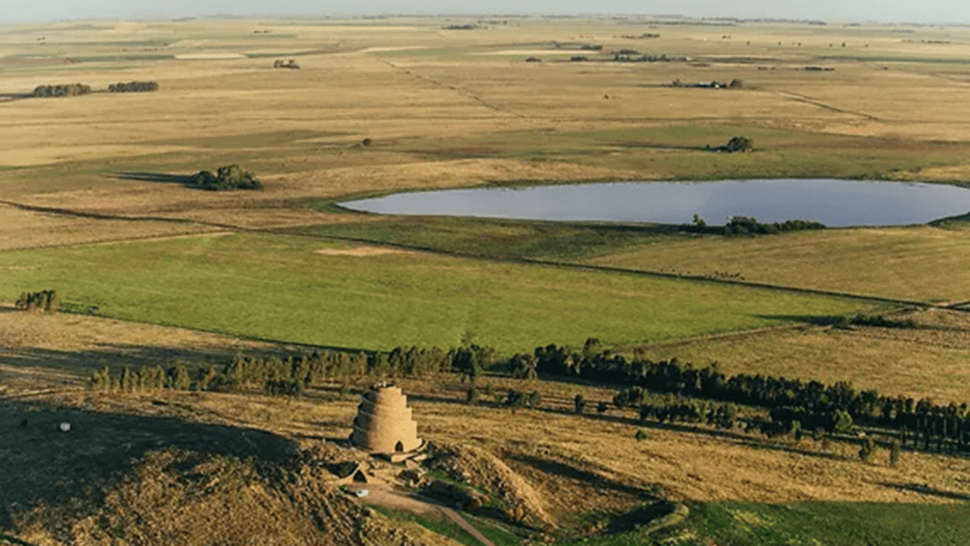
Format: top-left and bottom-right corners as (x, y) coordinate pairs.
(0, 0), (964, 25)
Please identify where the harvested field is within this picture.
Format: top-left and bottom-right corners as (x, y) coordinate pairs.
(632, 308), (970, 404)
(588, 226), (970, 303)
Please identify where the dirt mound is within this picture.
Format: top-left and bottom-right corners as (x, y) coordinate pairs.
(426, 441), (552, 527)
(11, 447), (431, 546)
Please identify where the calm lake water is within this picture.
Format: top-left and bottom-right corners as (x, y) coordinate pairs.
(341, 179), (970, 227)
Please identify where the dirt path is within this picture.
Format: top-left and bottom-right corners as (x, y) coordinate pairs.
(355, 484), (497, 546)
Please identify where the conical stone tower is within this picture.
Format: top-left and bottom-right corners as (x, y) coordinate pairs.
(351, 383), (421, 454)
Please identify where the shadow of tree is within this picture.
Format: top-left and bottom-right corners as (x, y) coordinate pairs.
(113, 172), (195, 186)
(879, 482), (970, 501)
(0, 397), (298, 528)
(754, 314), (845, 326)
(506, 451), (656, 501)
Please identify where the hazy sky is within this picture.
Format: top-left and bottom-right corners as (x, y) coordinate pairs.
(0, 0), (964, 25)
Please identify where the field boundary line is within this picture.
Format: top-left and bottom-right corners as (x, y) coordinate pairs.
(780, 90), (881, 121)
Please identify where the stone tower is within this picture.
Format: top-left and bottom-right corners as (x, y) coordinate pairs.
(351, 383), (421, 453)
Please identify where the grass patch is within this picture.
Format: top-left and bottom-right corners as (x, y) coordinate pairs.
(289, 216), (679, 260)
(383, 125), (970, 182)
(370, 506), (482, 546)
(586, 226), (970, 303)
(0, 232), (870, 353)
(676, 501), (970, 546)
(564, 501), (970, 546)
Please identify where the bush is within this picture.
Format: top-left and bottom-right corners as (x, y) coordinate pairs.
(189, 164), (263, 191)
(635, 429), (650, 442)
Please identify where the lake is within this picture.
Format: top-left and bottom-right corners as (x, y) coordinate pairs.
(341, 179), (970, 227)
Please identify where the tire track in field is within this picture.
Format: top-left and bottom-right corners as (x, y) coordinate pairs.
(780, 90), (882, 121)
(375, 57), (526, 119)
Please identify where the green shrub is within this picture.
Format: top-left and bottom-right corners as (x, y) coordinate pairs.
(889, 439), (902, 468)
(635, 429), (650, 442)
(859, 437), (876, 462)
(189, 164), (263, 191)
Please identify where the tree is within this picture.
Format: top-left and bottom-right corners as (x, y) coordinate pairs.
(190, 164), (263, 191)
(466, 386), (479, 405)
(889, 438), (902, 468)
(859, 437), (876, 463)
(167, 361), (192, 390)
(831, 410), (854, 434)
(574, 393), (586, 415)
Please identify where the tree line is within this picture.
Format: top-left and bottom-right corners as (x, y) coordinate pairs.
(14, 290), (58, 313)
(681, 214), (825, 235)
(85, 333), (970, 457)
(108, 81), (159, 93)
(89, 345), (471, 395)
(532, 340), (970, 454)
(33, 83), (91, 97)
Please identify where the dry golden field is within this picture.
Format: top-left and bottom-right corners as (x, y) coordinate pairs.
(5, 16), (970, 545)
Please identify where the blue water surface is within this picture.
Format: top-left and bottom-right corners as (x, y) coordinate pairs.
(341, 179), (970, 227)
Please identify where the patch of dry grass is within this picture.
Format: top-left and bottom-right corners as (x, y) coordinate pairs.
(588, 226), (970, 303)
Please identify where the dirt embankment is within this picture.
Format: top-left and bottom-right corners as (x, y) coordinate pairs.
(10, 446), (433, 546)
(426, 441), (553, 527)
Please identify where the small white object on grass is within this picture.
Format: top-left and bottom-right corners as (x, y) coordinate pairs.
(59, 422), (71, 432)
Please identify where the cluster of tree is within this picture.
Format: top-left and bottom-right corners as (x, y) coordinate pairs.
(837, 313), (918, 329)
(723, 216), (825, 235)
(530, 341), (970, 453)
(451, 344), (496, 383)
(89, 362), (198, 392)
(189, 164), (263, 191)
(669, 79), (743, 88)
(715, 135), (753, 152)
(442, 24), (476, 30)
(108, 81), (159, 92)
(88, 344), (485, 397)
(680, 214), (825, 236)
(504, 389), (542, 410)
(272, 59), (300, 69)
(32, 83), (90, 97)
(14, 290), (58, 313)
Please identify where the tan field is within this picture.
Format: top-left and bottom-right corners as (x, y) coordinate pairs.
(4, 16), (970, 546)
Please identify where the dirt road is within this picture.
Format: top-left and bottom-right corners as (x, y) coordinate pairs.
(353, 484), (497, 546)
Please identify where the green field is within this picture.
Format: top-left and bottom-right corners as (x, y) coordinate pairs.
(375, 125), (970, 183)
(562, 501), (970, 546)
(0, 232), (873, 353)
(288, 216), (677, 261)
